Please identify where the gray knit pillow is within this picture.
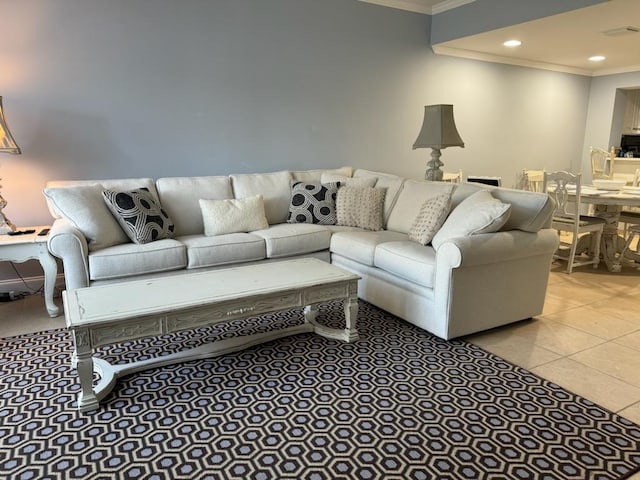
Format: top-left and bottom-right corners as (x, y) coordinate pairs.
(336, 187), (386, 231)
(408, 192), (452, 245)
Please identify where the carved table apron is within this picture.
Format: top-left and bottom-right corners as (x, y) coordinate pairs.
(63, 258), (359, 412)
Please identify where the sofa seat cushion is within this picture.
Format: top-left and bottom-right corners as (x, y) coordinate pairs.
(374, 241), (437, 288)
(180, 233), (266, 269)
(88, 239), (187, 281)
(252, 223), (331, 258)
(330, 230), (408, 266)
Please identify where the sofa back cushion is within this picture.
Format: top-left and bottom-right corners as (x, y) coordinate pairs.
(386, 180), (455, 234)
(230, 171), (293, 225)
(451, 183), (554, 233)
(156, 176), (233, 236)
(353, 169), (405, 225)
(290, 167), (353, 183)
(45, 178), (157, 219)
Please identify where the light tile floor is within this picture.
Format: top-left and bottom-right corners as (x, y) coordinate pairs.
(467, 262), (640, 427)
(2, 263), (640, 431)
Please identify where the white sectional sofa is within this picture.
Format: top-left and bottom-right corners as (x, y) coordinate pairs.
(43, 166), (558, 340)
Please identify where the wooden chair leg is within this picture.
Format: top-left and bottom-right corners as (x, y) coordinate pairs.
(592, 231), (602, 269)
(567, 233), (578, 274)
(620, 230), (639, 265)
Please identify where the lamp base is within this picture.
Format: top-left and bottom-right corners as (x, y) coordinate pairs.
(0, 216), (16, 234)
(0, 192), (16, 234)
(424, 148), (444, 182)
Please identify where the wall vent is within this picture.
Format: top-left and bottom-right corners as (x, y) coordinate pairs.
(602, 26), (640, 37)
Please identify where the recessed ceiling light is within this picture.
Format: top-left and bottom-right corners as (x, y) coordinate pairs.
(503, 40), (522, 47)
(589, 55), (606, 62)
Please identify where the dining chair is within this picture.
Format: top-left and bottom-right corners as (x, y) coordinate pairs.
(590, 146), (615, 180)
(620, 224), (640, 269)
(442, 170), (463, 183)
(519, 169), (545, 192)
(619, 167), (640, 237)
(543, 171), (605, 274)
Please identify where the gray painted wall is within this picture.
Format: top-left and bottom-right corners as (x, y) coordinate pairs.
(0, 0), (596, 287)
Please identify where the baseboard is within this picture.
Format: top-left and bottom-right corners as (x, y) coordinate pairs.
(0, 274), (66, 295)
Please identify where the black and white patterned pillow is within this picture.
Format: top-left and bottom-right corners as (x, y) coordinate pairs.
(102, 188), (175, 244)
(287, 181), (340, 225)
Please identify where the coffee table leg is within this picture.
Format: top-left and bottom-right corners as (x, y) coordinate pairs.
(304, 296), (359, 343)
(72, 328), (99, 412)
(343, 292), (359, 343)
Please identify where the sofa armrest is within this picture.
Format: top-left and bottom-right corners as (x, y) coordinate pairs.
(436, 229), (559, 269)
(433, 228), (559, 339)
(47, 219), (91, 290)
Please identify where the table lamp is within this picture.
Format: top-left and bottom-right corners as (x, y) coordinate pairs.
(0, 96), (21, 234)
(412, 104), (464, 181)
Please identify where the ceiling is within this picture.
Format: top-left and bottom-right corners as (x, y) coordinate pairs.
(360, 0), (640, 76)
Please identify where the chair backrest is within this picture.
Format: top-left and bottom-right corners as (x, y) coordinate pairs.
(442, 169), (463, 183)
(633, 168), (640, 187)
(543, 170), (581, 224)
(520, 169), (545, 192)
(590, 146), (615, 180)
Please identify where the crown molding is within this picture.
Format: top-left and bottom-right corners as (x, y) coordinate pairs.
(432, 45), (593, 76)
(431, 0), (475, 15)
(358, 0), (431, 14)
(591, 65), (640, 77)
(358, 0), (474, 15)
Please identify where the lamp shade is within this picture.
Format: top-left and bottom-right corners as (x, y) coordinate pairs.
(412, 104), (464, 150)
(0, 96), (21, 154)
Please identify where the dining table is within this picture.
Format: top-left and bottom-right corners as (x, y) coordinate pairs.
(571, 186), (640, 272)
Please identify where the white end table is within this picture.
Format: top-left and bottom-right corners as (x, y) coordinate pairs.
(0, 226), (59, 317)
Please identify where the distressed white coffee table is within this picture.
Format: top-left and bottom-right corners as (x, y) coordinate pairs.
(63, 258), (359, 412)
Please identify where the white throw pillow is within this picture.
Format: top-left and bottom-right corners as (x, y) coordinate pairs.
(200, 195), (269, 236)
(43, 184), (129, 251)
(431, 190), (511, 250)
(408, 192), (452, 245)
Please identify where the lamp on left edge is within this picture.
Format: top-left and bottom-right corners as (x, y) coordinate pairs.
(0, 96), (22, 234)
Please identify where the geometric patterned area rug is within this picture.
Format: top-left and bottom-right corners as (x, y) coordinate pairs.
(1, 300), (639, 480)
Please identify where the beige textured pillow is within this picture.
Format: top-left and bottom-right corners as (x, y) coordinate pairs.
(336, 187), (386, 231)
(431, 190), (511, 250)
(408, 192), (452, 245)
(199, 195), (269, 236)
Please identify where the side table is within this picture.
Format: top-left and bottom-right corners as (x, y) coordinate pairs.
(0, 226), (59, 317)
